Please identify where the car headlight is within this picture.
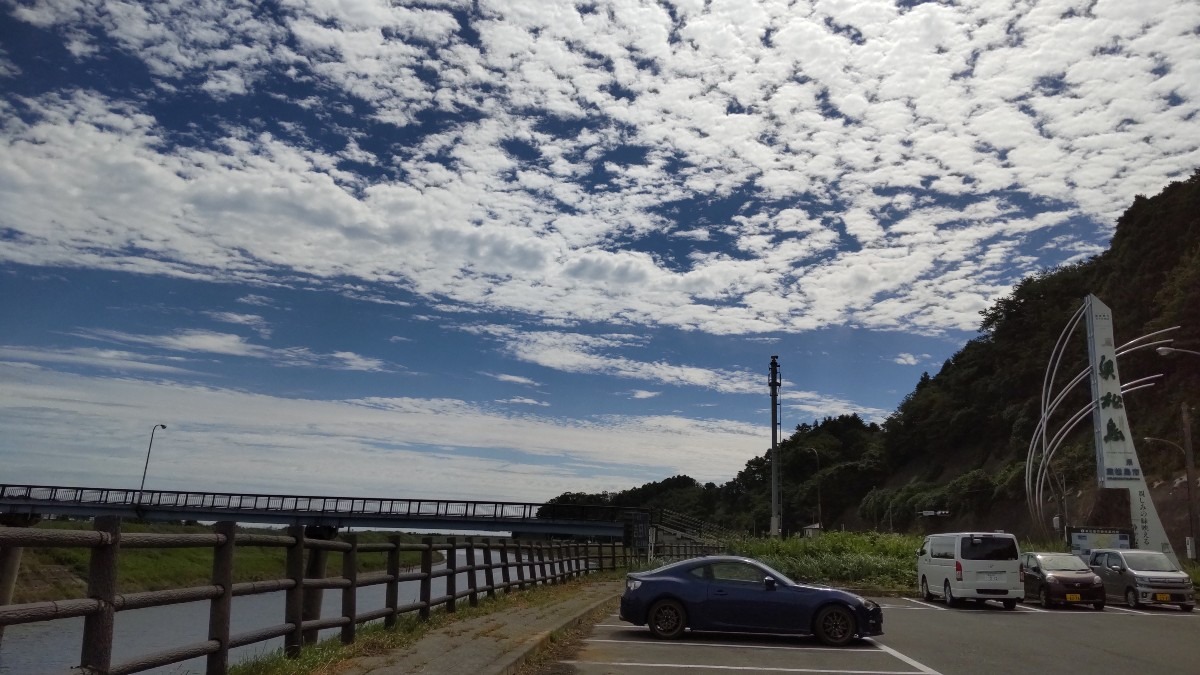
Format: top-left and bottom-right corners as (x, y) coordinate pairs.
(1135, 576), (1151, 586)
(1045, 575), (1058, 585)
(626, 579), (642, 591)
(1092, 575), (1103, 586)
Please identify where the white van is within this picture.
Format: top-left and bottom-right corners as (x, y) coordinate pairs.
(917, 532), (1022, 609)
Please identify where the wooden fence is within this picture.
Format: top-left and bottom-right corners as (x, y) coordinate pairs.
(0, 517), (712, 674)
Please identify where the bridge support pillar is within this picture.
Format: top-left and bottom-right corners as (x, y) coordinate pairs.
(1, 513), (43, 646)
(0, 545), (22, 645)
(302, 525), (338, 645)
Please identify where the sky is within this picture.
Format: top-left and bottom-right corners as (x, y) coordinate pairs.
(1, 0), (1198, 505)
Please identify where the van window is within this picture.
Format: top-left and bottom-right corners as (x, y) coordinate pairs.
(931, 537), (954, 559)
(960, 536), (1018, 561)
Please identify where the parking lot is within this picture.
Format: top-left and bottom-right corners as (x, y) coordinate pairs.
(551, 596), (1200, 674)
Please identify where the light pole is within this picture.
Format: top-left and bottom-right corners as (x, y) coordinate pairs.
(1155, 346), (1199, 560)
(807, 447), (822, 532)
(1145, 432), (1196, 560)
(139, 424), (167, 501)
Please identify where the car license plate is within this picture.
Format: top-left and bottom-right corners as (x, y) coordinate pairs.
(981, 572), (1004, 582)
(1155, 593), (1172, 602)
(1066, 593), (1081, 602)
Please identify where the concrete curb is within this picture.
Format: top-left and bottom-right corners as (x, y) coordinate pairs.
(494, 588), (621, 675)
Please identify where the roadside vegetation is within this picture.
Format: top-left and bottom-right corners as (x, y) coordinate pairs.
(228, 571), (624, 675)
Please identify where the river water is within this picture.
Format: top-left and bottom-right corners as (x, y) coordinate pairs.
(0, 550), (538, 674)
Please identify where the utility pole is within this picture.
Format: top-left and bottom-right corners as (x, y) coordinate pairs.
(769, 356), (781, 538)
(1183, 403), (1197, 560)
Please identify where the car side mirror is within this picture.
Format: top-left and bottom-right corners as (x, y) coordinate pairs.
(917, 548), (926, 556)
(764, 577), (777, 591)
(1030, 565), (1040, 573)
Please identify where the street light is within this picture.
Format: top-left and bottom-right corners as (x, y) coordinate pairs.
(139, 424), (167, 501)
(807, 447), (822, 533)
(1157, 346), (1200, 358)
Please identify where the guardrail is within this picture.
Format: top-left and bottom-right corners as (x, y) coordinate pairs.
(0, 518), (714, 674)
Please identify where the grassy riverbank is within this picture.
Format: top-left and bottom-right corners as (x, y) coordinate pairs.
(10, 520), (431, 604)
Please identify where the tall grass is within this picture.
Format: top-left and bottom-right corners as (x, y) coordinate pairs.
(726, 531), (925, 591)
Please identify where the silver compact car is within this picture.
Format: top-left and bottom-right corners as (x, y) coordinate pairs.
(1088, 549), (1194, 611)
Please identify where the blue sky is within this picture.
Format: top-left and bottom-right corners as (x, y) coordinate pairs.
(1, 0), (1197, 503)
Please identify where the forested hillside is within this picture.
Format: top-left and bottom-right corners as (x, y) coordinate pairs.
(547, 171), (1200, 540)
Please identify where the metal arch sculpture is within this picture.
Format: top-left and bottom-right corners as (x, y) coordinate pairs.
(1026, 295), (1180, 563)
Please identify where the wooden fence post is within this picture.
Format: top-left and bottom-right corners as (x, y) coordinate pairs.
(341, 533), (357, 645)
(79, 516), (120, 673)
(465, 537), (478, 607)
(445, 537), (457, 613)
(482, 538), (496, 599)
(514, 540), (526, 589)
(206, 521), (235, 675)
(284, 524), (305, 658)
(419, 537), (433, 621)
(537, 543), (549, 585)
(385, 535), (400, 628)
(499, 539), (512, 593)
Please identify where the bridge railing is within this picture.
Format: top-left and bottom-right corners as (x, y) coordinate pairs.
(0, 518), (727, 675)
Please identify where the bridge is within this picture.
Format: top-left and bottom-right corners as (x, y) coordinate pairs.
(0, 483), (643, 538)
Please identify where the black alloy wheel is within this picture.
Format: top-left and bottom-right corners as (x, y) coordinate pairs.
(647, 599), (687, 639)
(813, 605), (857, 647)
(1040, 587), (1052, 608)
(920, 577), (934, 601)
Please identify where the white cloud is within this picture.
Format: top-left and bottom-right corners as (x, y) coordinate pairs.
(0, 363), (764, 500)
(629, 390), (660, 399)
(2, 2), (1195, 342)
(488, 373), (539, 386)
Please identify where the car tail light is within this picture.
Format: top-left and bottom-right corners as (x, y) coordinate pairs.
(955, 560), (963, 581)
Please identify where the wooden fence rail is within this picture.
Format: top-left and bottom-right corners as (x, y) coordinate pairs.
(0, 518), (713, 674)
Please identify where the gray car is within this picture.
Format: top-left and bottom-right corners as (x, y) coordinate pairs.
(1087, 549), (1194, 611)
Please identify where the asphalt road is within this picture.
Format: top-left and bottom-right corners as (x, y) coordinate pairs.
(544, 596), (1200, 674)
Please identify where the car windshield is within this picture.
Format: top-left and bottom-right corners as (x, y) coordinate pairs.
(1122, 551), (1178, 572)
(1038, 554), (1089, 571)
(961, 536), (1019, 560)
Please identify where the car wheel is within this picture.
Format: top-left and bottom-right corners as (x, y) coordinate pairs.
(1003, 598), (1017, 610)
(920, 577), (934, 601)
(1181, 604), (1194, 612)
(943, 581), (961, 607)
(1093, 602), (1105, 611)
(814, 604), (857, 647)
(1039, 587), (1052, 608)
(647, 599), (687, 639)
(1125, 588), (1140, 609)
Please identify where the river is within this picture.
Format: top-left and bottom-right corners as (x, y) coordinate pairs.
(0, 550), (532, 674)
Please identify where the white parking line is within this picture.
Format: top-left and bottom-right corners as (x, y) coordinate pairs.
(584, 638), (871, 652)
(865, 639), (945, 675)
(561, 663), (922, 673)
(903, 598), (946, 610)
(1013, 603), (1048, 612)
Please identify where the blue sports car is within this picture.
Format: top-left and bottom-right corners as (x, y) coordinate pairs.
(619, 555), (883, 645)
